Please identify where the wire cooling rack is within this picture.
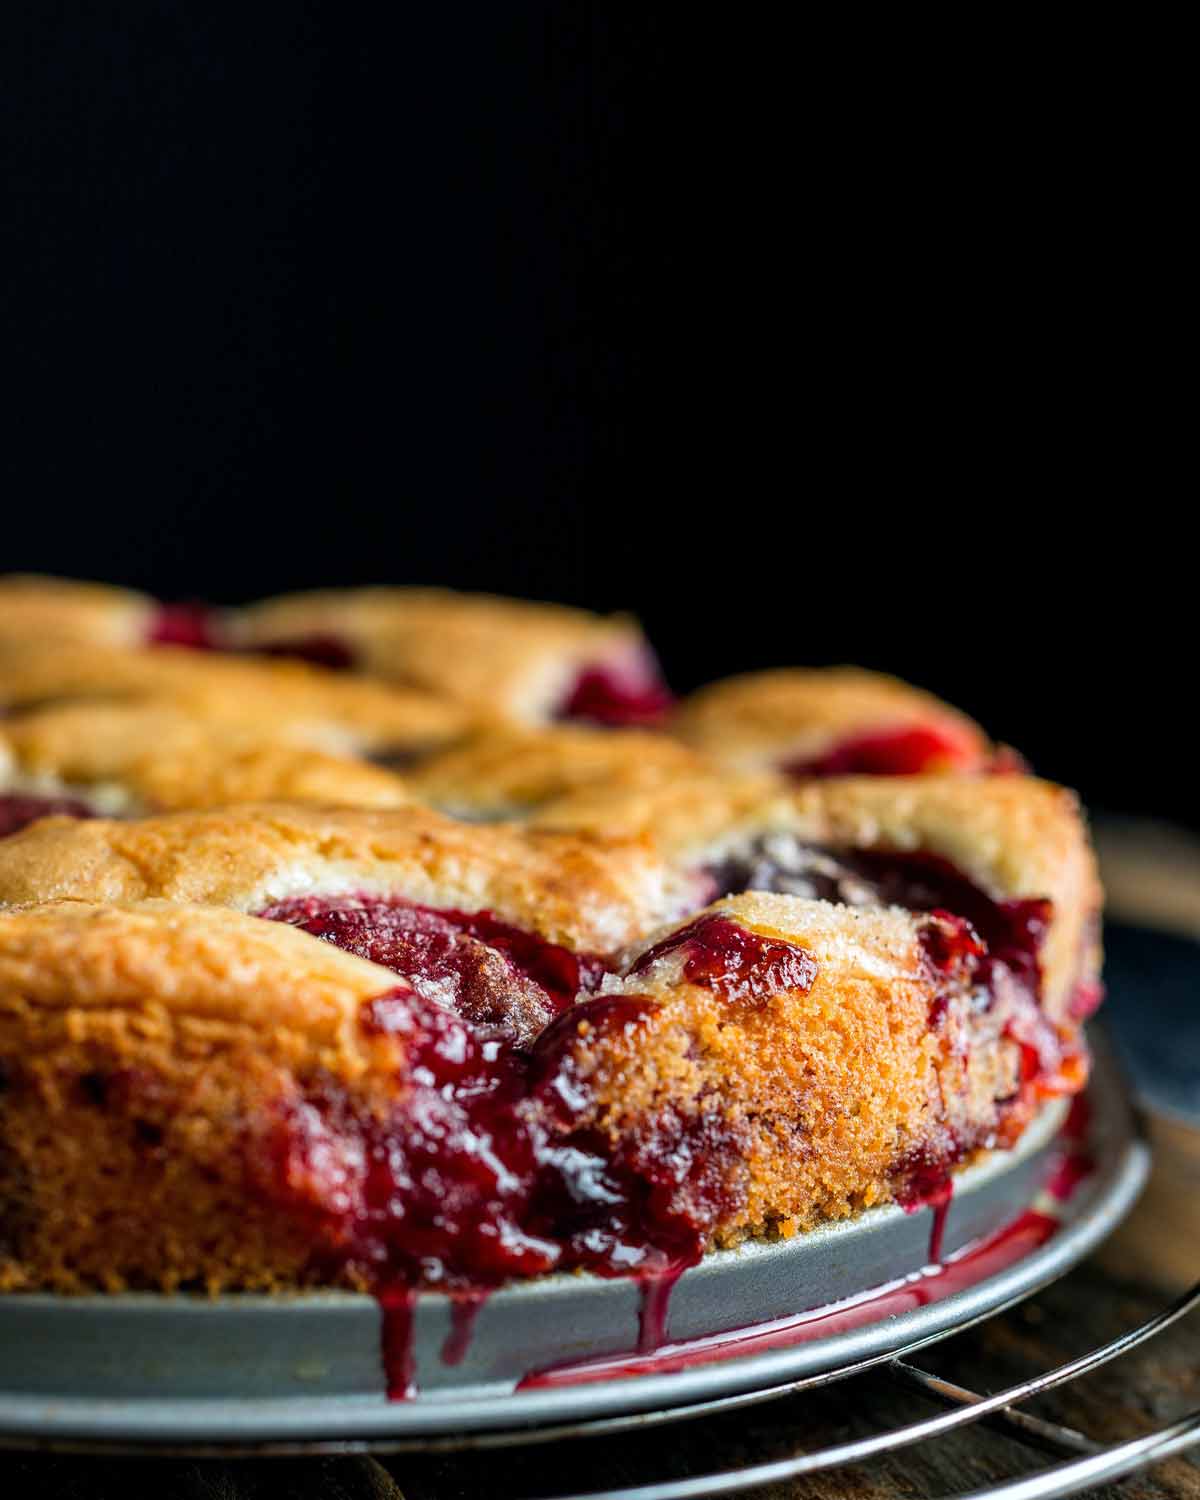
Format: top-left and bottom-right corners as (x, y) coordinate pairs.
(521, 1273), (1200, 1500)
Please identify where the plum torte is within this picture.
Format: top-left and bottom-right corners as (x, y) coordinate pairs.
(0, 786), (1099, 1299)
(0, 579), (1101, 1390)
(1, 576), (673, 728)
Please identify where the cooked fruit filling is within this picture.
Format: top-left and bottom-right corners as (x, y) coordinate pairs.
(706, 838), (1048, 974)
(705, 837), (1078, 1104)
(258, 896), (608, 1046)
(558, 651), (674, 728)
(629, 913), (819, 1003)
(146, 602), (220, 650)
(250, 842), (1080, 1298)
(0, 793), (97, 838)
(249, 871), (1069, 1306)
(148, 603), (358, 671)
(255, 985), (746, 1291)
(248, 916), (820, 1295)
(783, 724), (984, 777)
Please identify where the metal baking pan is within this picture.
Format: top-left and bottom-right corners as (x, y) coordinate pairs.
(0, 1029), (1148, 1447)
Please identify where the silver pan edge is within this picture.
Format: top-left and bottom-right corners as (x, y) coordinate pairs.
(0, 1028), (1148, 1443)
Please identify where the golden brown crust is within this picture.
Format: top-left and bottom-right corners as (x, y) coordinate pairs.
(230, 587), (652, 722)
(672, 667), (991, 771)
(0, 702), (414, 814)
(409, 724), (708, 817)
(0, 890), (1049, 1290)
(0, 589), (1103, 1296)
(0, 802), (702, 951)
(787, 776), (1099, 924)
(0, 900), (401, 1077)
(0, 575), (154, 648)
(535, 774), (1101, 1023)
(0, 639), (473, 755)
(0, 901), (408, 1292)
(531, 768), (793, 846)
(567, 893), (1028, 1244)
(779, 777), (1100, 1024)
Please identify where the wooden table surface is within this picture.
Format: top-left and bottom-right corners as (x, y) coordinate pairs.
(6, 826), (1199, 1500)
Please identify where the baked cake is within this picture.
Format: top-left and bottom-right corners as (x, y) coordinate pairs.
(1, 576), (673, 727)
(0, 579), (1101, 1369)
(0, 784), (1098, 1294)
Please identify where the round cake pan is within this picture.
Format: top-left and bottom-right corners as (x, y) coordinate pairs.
(0, 1028), (1148, 1447)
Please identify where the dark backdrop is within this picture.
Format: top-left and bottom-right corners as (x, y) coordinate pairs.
(2, 10), (1188, 823)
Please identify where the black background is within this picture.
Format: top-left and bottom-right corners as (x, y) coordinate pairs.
(2, 10), (1189, 823)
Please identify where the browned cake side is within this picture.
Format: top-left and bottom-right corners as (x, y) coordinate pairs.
(0, 890), (1066, 1293)
(0, 902), (406, 1291)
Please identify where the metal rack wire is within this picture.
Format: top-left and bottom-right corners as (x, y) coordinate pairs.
(530, 1275), (1200, 1500)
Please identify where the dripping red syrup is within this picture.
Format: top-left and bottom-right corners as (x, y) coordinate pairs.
(638, 1265), (686, 1353)
(1043, 1092), (1096, 1202)
(518, 1207), (1063, 1389)
(1044, 1151), (1094, 1203)
(250, 907), (814, 1397)
(903, 1178), (955, 1265)
(377, 1289), (418, 1400)
(520, 1069), (1099, 1395)
(892, 1114), (964, 1267)
(253, 985), (747, 1398)
(1062, 1090), (1092, 1142)
(441, 1292), (491, 1367)
(250, 852), (1090, 1398)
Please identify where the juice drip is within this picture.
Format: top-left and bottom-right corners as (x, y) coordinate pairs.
(518, 1209), (1059, 1390)
(441, 1293), (490, 1367)
(928, 1193), (952, 1265)
(638, 1265), (686, 1353)
(378, 1125), (1096, 1397)
(377, 1287), (417, 1401)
